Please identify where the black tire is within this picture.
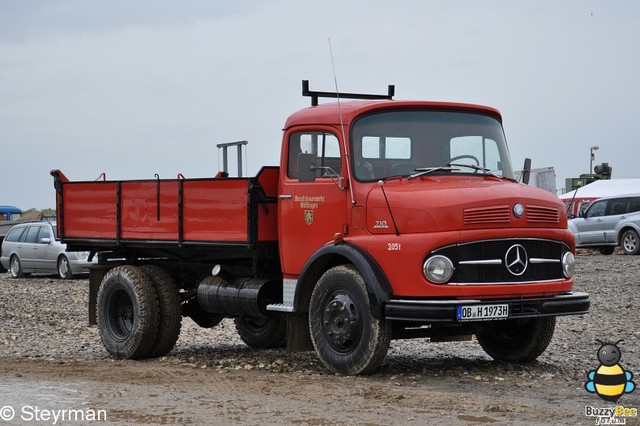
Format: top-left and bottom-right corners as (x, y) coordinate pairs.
(183, 299), (224, 328)
(235, 315), (286, 349)
(476, 317), (556, 362)
(97, 265), (159, 359)
(621, 229), (640, 255)
(9, 255), (24, 278)
(309, 265), (391, 375)
(140, 265), (182, 358)
(57, 255), (73, 279)
(598, 246), (615, 255)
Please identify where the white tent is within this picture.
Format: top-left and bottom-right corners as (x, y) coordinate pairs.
(560, 179), (640, 200)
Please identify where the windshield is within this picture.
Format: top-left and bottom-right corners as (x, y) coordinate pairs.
(350, 110), (514, 181)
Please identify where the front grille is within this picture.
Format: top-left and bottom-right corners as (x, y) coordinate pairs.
(526, 205), (559, 224)
(463, 204), (560, 225)
(433, 239), (569, 284)
(463, 205), (510, 224)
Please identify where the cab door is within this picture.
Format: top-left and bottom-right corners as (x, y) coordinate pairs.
(577, 199), (608, 244)
(34, 224), (58, 272)
(278, 129), (348, 276)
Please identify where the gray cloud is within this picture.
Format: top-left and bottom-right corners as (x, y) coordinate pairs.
(1, 0), (639, 208)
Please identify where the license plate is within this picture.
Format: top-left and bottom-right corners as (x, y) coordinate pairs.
(456, 304), (509, 321)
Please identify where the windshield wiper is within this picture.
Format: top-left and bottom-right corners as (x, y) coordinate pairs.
(408, 167), (454, 180)
(446, 163), (502, 179)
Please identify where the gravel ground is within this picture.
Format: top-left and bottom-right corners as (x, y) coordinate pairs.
(1, 251), (638, 375)
(0, 251), (639, 425)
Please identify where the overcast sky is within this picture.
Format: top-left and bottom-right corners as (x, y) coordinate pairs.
(1, 0), (638, 209)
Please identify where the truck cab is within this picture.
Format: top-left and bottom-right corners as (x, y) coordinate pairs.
(273, 83), (587, 373)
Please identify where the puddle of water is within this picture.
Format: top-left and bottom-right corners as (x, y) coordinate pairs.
(0, 378), (107, 424)
(1, 377), (90, 406)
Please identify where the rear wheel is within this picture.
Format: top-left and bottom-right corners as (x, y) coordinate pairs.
(97, 265), (159, 359)
(621, 229), (640, 255)
(476, 317), (555, 362)
(9, 255), (24, 278)
(309, 265), (391, 375)
(57, 255), (72, 279)
(140, 265), (182, 357)
(235, 315), (286, 349)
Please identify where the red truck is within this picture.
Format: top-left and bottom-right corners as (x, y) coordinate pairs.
(51, 81), (589, 375)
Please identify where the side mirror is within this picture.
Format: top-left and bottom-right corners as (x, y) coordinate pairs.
(578, 210), (585, 218)
(298, 153), (317, 182)
(521, 158), (531, 185)
(40, 237), (51, 244)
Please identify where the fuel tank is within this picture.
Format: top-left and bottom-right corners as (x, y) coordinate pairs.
(196, 275), (280, 318)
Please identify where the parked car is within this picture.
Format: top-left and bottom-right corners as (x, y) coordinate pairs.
(0, 221), (95, 278)
(568, 194), (640, 255)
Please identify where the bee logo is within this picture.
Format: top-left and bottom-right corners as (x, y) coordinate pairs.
(585, 339), (636, 402)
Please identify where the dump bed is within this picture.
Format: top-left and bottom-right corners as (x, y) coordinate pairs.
(51, 167), (279, 250)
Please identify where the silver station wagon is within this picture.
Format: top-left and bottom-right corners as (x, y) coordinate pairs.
(568, 194), (640, 255)
(0, 221), (95, 278)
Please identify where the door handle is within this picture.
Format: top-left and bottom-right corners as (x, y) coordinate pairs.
(278, 194), (292, 199)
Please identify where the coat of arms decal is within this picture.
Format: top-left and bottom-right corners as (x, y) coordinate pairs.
(304, 210), (314, 225)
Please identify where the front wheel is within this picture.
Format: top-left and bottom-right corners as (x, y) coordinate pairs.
(621, 229), (640, 255)
(476, 317), (555, 362)
(9, 255), (24, 278)
(309, 265), (391, 375)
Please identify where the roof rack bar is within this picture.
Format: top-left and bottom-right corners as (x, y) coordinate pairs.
(302, 80), (395, 106)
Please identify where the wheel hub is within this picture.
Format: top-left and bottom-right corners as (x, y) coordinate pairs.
(59, 259), (69, 277)
(108, 290), (135, 338)
(624, 234), (637, 251)
(322, 293), (359, 347)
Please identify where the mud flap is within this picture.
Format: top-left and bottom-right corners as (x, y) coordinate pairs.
(286, 312), (313, 352)
(88, 265), (113, 326)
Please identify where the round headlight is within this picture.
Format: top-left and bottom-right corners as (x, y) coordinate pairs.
(562, 251), (575, 278)
(77, 251), (88, 260)
(423, 255), (454, 283)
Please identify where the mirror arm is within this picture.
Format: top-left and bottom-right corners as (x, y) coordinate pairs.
(311, 166), (345, 190)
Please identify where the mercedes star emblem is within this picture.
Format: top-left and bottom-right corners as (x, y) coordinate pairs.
(505, 244), (528, 276)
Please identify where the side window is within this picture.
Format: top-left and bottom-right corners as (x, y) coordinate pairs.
(288, 131), (341, 179)
(586, 200), (607, 218)
(630, 197), (640, 213)
(25, 226), (41, 243)
(38, 226), (51, 242)
(5, 226), (26, 242)
(607, 198), (630, 216)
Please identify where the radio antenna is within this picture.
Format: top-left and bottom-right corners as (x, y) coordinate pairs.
(328, 38), (356, 204)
